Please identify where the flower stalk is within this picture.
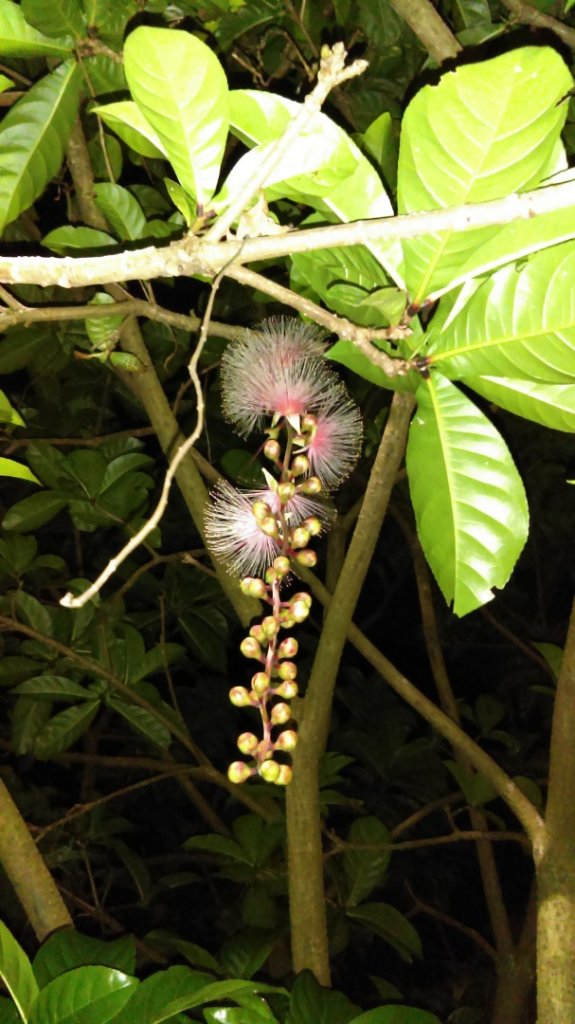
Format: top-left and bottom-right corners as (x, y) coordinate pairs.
(205, 318), (362, 783)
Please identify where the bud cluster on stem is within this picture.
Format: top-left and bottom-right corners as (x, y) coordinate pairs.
(205, 318), (362, 784)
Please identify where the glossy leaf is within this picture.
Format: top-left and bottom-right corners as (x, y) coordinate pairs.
(406, 373), (529, 616)
(228, 90), (403, 284)
(124, 27), (229, 205)
(0, 328), (48, 373)
(0, 61), (81, 232)
(347, 903), (421, 961)
(93, 184), (146, 240)
(350, 1008), (441, 1024)
(2, 493), (67, 532)
(205, 999), (279, 1024)
(33, 701), (100, 759)
(288, 971), (359, 1024)
(344, 817), (392, 907)
(0, 458), (39, 484)
(42, 226), (116, 252)
(12, 675), (88, 701)
(0, 920), (39, 1024)
(327, 340), (419, 394)
(0, 0), (72, 56)
(21, 0), (85, 39)
(91, 101), (166, 159)
(0, 390), (24, 426)
(397, 47), (572, 304)
(33, 933), (136, 989)
(108, 697), (171, 749)
(29, 966), (137, 1024)
(427, 242), (575, 383)
(463, 376), (575, 433)
(219, 931), (276, 980)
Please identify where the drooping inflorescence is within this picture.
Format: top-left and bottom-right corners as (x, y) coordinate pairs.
(205, 317), (362, 785)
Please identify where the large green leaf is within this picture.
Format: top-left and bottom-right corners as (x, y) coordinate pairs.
(12, 675), (89, 701)
(108, 697), (171, 749)
(350, 1009), (441, 1024)
(91, 101), (166, 159)
(33, 932), (136, 989)
(427, 241), (575, 383)
(406, 373), (529, 616)
(2, 492), (67, 532)
(426, 176), (575, 302)
(347, 903), (421, 962)
(21, 0), (85, 39)
(29, 967), (137, 1024)
(397, 47), (572, 304)
(0, 60), (81, 233)
(123, 27), (228, 206)
(0, 921), (39, 1024)
(327, 340), (419, 393)
(228, 90), (403, 284)
(93, 184), (147, 240)
(464, 376), (575, 433)
(0, 0), (72, 56)
(0, 459), (39, 484)
(287, 971), (359, 1024)
(33, 701), (100, 759)
(344, 817), (392, 907)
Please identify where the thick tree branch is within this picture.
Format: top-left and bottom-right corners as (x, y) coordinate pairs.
(0, 181), (573, 288)
(390, 0), (461, 61)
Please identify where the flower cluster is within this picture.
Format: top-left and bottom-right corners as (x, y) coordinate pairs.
(205, 317), (362, 785)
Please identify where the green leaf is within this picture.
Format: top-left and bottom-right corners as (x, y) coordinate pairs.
(359, 110), (398, 193)
(85, 292), (125, 350)
(92, 184), (146, 240)
(11, 697), (52, 755)
(164, 178), (195, 226)
(108, 697), (171, 749)
(0, 997), (20, 1024)
(33, 932), (136, 989)
(406, 373), (529, 616)
(33, 701), (99, 759)
(288, 971), (359, 1024)
(29, 966), (137, 1024)
(463, 376), (575, 433)
(21, 0), (85, 39)
(219, 931), (276, 980)
(327, 340), (418, 393)
(124, 27), (229, 206)
(0, 458), (39, 484)
(204, 1000), (279, 1024)
(183, 834), (249, 863)
(144, 932), (220, 975)
(2, 492), (67, 532)
(14, 590), (53, 636)
(444, 761), (498, 806)
(350, 1008), (441, 1024)
(427, 242), (575, 383)
(42, 226), (116, 253)
(0, 920), (39, 1024)
(347, 903), (422, 962)
(228, 90), (402, 283)
(344, 817), (391, 907)
(0, 0), (72, 56)
(12, 675), (89, 701)
(0, 61), (81, 233)
(0, 328), (48, 373)
(91, 100), (166, 159)
(397, 47), (572, 304)
(0, 390), (24, 426)
(0, 656), (40, 688)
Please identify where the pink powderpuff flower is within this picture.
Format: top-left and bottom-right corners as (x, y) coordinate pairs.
(304, 388), (363, 490)
(204, 481), (331, 578)
(220, 317), (342, 436)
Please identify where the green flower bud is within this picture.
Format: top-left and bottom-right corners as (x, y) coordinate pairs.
(251, 671), (270, 695)
(278, 637), (298, 658)
(301, 413), (317, 432)
(278, 659), (298, 679)
(297, 476), (322, 495)
(277, 481), (296, 503)
(260, 515), (279, 537)
(261, 615), (279, 639)
(271, 702), (291, 725)
(302, 516), (322, 537)
(276, 679), (299, 699)
(229, 686), (251, 707)
(291, 526), (311, 549)
(295, 549), (317, 568)
(273, 556), (291, 576)
(291, 592), (312, 608)
(291, 600), (310, 623)
(275, 729), (298, 751)
(248, 578), (268, 599)
(291, 454), (310, 476)
(252, 500), (271, 521)
(265, 567), (278, 585)
(228, 761), (252, 784)
(249, 624), (265, 642)
(274, 764), (293, 785)
(259, 760), (281, 783)
(240, 637), (262, 660)
(264, 439), (281, 461)
(237, 732), (259, 755)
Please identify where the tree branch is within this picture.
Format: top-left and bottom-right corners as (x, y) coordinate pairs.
(390, 0), (461, 62)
